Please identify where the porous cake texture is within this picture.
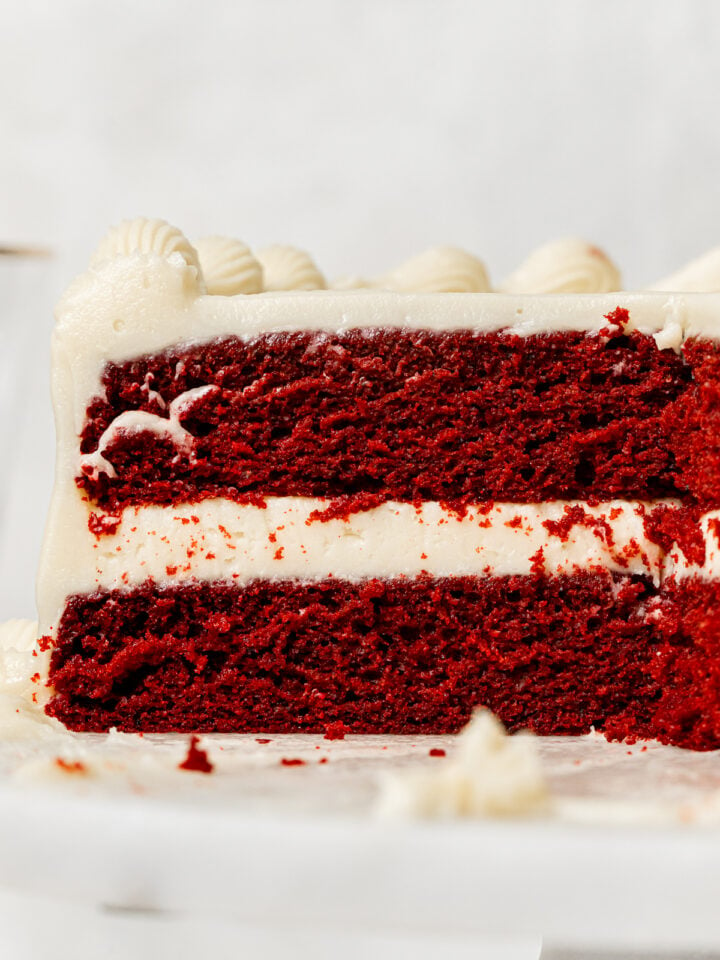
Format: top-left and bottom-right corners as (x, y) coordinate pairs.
(35, 221), (720, 748)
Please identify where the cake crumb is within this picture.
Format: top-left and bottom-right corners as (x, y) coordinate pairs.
(324, 721), (348, 740)
(429, 748), (446, 757)
(55, 757), (88, 775)
(178, 735), (213, 773)
(255, 738), (272, 744)
(281, 757), (305, 766)
(87, 512), (122, 538)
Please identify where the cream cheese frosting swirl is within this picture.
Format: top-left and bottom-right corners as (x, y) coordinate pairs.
(194, 236), (263, 295)
(378, 246), (491, 293)
(92, 218), (203, 276)
(256, 245), (326, 291)
(499, 239), (622, 294)
(648, 247), (720, 293)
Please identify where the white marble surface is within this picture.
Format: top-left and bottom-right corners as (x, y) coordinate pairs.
(2, 732), (720, 954)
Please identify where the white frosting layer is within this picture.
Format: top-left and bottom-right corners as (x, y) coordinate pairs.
(85, 497), (670, 587)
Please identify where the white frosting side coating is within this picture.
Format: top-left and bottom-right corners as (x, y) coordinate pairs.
(378, 709), (549, 818)
(194, 236), (263, 295)
(256, 245), (326, 291)
(499, 239), (622, 294)
(648, 247), (720, 293)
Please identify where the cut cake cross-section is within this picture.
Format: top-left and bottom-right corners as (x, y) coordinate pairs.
(34, 221), (720, 749)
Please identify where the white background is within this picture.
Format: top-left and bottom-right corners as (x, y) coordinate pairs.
(3, 0), (720, 282)
(1, 0), (720, 617)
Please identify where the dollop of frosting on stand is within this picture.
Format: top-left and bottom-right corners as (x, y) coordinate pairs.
(0, 619), (59, 737)
(377, 709), (550, 818)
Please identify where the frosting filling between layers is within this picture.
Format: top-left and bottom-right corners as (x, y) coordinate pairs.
(81, 497), (717, 593)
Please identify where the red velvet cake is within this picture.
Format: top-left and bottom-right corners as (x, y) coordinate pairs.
(35, 221), (720, 748)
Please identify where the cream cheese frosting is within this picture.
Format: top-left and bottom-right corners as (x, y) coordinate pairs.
(91, 218), (205, 284)
(256, 244), (326, 291)
(378, 709), (549, 818)
(194, 236), (263, 295)
(499, 239), (622, 295)
(376, 246), (491, 293)
(648, 247), (720, 293)
(50, 498), (669, 603)
(82, 218), (720, 297)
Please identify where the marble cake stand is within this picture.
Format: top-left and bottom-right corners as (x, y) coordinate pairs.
(0, 733), (719, 959)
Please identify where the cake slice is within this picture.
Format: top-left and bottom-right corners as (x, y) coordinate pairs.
(36, 220), (720, 748)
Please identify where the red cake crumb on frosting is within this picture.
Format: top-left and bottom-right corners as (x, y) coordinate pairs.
(55, 758), (87, 775)
(178, 735), (213, 773)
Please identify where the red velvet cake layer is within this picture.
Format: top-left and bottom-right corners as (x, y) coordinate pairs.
(44, 574), (720, 749)
(77, 327), (701, 510)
